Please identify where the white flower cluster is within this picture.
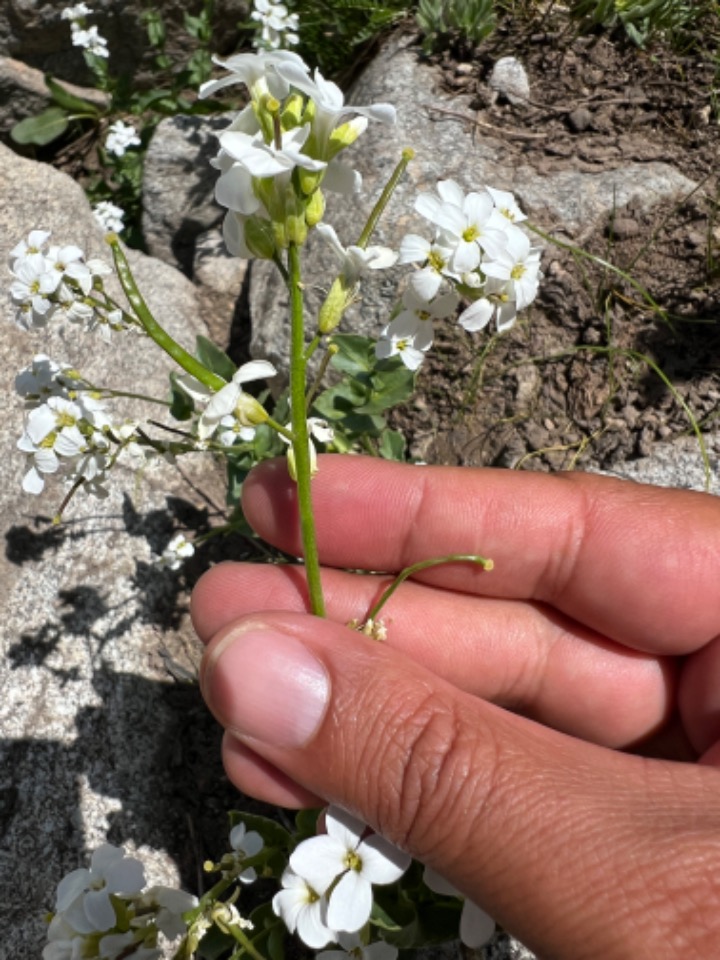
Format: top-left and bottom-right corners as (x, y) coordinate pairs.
(93, 200), (126, 234)
(61, 4), (109, 58)
(377, 180), (542, 370)
(15, 353), (112, 496)
(9, 230), (128, 338)
(43, 844), (196, 960)
(251, 0), (300, 51)
(105, 120), (141, 158)
(158, 532), (195, 571)
(199, 50), (395, 259)
(272, 806), (409, 951)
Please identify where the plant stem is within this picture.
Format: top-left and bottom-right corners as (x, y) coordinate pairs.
(357, 148), (414, 249)
(287, 242), (326, 617)
(108, 235), (226, 391)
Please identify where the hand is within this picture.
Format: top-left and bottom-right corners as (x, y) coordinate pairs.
(191, 456), (720, 959)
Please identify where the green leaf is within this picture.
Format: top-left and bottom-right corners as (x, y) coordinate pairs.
(329, 333), (376, 375)
(45, 75), (101, 115)
(11, 107), (69, 146)
(195, 335), (236, 381)
(169, 373), (194, 421)
(379, 428), (406, 461)
(294, 807), (322, 842)
(313, 380), (369, 420)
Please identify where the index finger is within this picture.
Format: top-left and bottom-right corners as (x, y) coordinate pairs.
(242, 455), (720, 654)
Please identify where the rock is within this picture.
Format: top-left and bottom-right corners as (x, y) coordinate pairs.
(567, 106), (593, 133)
(602, 437), (719, 493)
(488, 56), (530, 105)
(0, 56), (109, 137)
(0, 0), (248, 88)
(248, 35), (698, 382)
(0, 144), (233, 957)
(142, 113), (230, 274)
(607, 216), (640, 239)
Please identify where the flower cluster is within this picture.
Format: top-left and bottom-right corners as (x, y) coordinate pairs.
(93, 200), (126, 234)
(105, 120), (141, 158)
(158, 532), (196, 571)
(43, 844), (196, 960)
(272, 806), (410, 950)
(199, 50), (395, 261)
(377, 180), (542, 370)
(251, 0), (300, 51)
(61, 4), (109, 58)
(9, 230), (128, 338)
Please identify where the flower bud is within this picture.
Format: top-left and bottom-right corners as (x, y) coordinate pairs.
(327, 117), (368, 159)
(236, 394), (269, 427)
(244, 216), (277, 260)
(304, 189), (325, 228)
(318, 276), (352, 334)
(281, 93), (304, 130)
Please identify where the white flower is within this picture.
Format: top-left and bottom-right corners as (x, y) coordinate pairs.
(218, 123), (326, 179)
(251, 0), (300, 50)
(423, 866), (495, 949)
(15, 355), (72, 406)
(273, 62), (395, 156)
(289, 806), (410, 934)
(398, 234), (456, 301)
(61, 4), (92, 20)
(316, 223), (397, 283)
(458, 276), (517, 334)
(159, 534), (195, 571)
(45, 244), (93, 294)
(9, 228), (52, 266)
(136, 886), (198, 940)
(199, 49), (309, 102)
(71, 24), (109, 56)
(318, 932), (398, 960)
(98, 931), (159, 960)
(272, 868), (336, 949)
(105, 120), (141, 157)
(486, 185), (527, 223)
(198, 359), (276, 440)
(93, 200), (126, 233)
(281, 416), (334, 478)
(10, 256), (56, 322)
(481, 228), (542, 310)
(55, 844), (146, 934)
(228, 822), (264, 883)
(375, 312), (432, 371)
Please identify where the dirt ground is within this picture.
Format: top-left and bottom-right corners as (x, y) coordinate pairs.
(389, 16), (720, 472)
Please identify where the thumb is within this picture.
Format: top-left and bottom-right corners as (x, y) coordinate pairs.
(200, 611), (719, 959)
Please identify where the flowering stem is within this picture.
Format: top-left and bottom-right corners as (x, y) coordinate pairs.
(356, 147), (414, 249)
(287, 242), (325, 617)
(107, 236), (227, 392)
(365, 553), (494, 622)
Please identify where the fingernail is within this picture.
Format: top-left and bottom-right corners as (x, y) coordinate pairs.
(202, 627), (329, 748)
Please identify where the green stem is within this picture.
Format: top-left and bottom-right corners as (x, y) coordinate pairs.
(108, 236), (226, 391)
(365, 553), (494, 622)
(356, 147), (414, 249)
(287, 243), (325, 617)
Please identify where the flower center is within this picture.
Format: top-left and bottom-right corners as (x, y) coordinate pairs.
(427, 250), (446, 273)
(511, 264), (526, 281)
(345, 850), (362, 872)
(462, 226), (479, 242)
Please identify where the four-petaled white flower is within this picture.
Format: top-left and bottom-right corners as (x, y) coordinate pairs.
(159, 533), (195, 571)
(198, 360), (277, 440)
(55, 844), (146, 934)
(290, 806), (410, 934)
(219, 123), (326, 179)
(481, 228), (542, 310)
(272, 868), (336, 949)
(229, 822), (265, 883)
(93, 200), (126, 233)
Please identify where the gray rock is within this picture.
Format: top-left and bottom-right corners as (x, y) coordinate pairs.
(488, 56), (530, 105)
(0, 55), (109, 137)
(248, 35), (698, 382)
(0, 0), (248, 88)
(601, 436), (719, 493)
(0, 144), (229, 956)
(142, 113), (230, 274)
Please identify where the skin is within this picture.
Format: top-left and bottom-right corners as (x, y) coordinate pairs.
(191, 456), (720, 960)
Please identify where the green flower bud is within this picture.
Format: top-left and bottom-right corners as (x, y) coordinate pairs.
(305, 189), (325, 227)
(327, 117), (366, 160)
(285, 213), (308, 246)
(244, 216), (277, 260)
(281, 93), (304, 130)
(297, 168), (325, 196)
(318, 276), (354, 334)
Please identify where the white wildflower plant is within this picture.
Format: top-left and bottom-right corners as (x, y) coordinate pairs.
(11, 44), (543, 959)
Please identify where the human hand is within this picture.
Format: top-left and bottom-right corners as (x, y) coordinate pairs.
(191, 456), (720, 959)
